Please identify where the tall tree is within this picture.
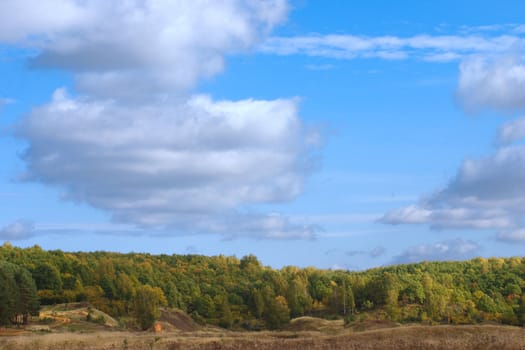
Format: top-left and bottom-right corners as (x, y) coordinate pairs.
(133, 285), (167, 330)
(0, 261), (39, 325)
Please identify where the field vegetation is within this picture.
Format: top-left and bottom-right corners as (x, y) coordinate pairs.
(1, 323), (525, 350)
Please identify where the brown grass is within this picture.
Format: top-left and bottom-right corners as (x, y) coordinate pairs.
(1, 325), (524, 350)
(285, 316), (344, 334)
(158, 308), (200, 332)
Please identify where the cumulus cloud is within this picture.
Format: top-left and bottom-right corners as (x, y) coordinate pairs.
(457, 56), (525, 112)
(380, 41), (525, 234)
(17, 89), (317, 237)
(260, 33), (523, 62)
(2, 0), (288, 98)
(382, 61), (525, 239)
(392, 239), (481, 264)
(498, 115), (525, 144)
(0, 220), (34, 240)
(1, 0), (322, 239)
(381, 145), (525, 231)
(0, 0), (88, 43)
(380, 33), (525, 241)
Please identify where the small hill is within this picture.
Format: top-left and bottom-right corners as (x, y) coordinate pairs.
(38, 302), (119, 331)
(158, 308), (200, 332)
(286, 316), (344, 333)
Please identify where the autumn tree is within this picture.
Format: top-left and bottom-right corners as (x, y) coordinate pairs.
(133, 285), (167, 330)
(264, 295), (290, 330)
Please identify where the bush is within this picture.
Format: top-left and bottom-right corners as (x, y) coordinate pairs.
(86, 312), (106, 325)
(39, 317), (55, 324)
(344, 313), (357, 326)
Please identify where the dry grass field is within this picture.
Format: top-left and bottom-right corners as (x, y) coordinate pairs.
(1, 323), (524, 350)
(1, 306), (524, 350)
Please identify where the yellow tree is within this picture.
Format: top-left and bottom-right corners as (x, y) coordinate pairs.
(133, 285), (167, 330)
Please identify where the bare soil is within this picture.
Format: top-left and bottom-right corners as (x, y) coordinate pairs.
(158, 308), (200, 332)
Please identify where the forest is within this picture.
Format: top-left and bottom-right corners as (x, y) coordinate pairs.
(0, 242), (524, 330)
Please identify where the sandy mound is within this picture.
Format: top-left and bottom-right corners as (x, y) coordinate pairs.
(286, 317), (344, 332)
(39, 303), (119, 328)
(159, 308), (200, 332)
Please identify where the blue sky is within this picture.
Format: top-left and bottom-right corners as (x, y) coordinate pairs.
(1, 0), (525, 269)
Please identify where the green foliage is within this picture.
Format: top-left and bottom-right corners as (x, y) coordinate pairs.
(33, 263), (62, 293)
(264, 295), (291, 329)
(0, 244), (524, 330)
(0, 261), (39, 325)
(133, 285), (167, 330)
(86, 312), (106, 325)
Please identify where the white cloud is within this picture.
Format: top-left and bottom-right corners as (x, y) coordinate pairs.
(260, 33), (523, 62)
(0, 220), (34, 240)
(423, 52), (462, 62)
(346, 246), (386, 258)
(0, 0), (89, 43)
(330, 263), (349, 271)
(1, 0), (288, 98)
(1, 0), (322, 239)
(497, 229), (525, 243)
(457, 56), (525, 112)
(29, 214), (316, 240)
(392, 239), (481, 264)
(382, 44), (525, 241)
(292, 213), (380, 226)
(498, 115), (525, 144)
(381, 145), (525, 231)
(304, 64), (336, 71)
(218, 213), (317, 240)
(0, 97), (15, 108)
(17, 89), (318, 237)
(515, 25), (525, 34)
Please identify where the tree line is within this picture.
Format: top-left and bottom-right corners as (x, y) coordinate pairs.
(0, 242), (524, 330)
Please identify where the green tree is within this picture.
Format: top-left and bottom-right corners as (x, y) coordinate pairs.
(133, 285), (167, 330)
(0, 262), (18, 324)
(14, 266), (39, 324)
(252, 288), (265, 319)
(264, 295), (290, 329)
(215, 295), (233, 329)
(517, 296), (525, 326)
(33, 263), (62, 292)
(0, 262), (39, 325)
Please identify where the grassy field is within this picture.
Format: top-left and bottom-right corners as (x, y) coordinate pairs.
(1, 305), (524, 350)
(1, 323), (525, 350)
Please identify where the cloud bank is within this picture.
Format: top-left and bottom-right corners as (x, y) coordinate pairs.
(392, 239), (480, 264)
(382, 55), (525, 243)
(260, 31), (524, 62)
(0, 220), (34, 240)
(2, 0), (322, 239)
